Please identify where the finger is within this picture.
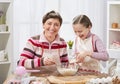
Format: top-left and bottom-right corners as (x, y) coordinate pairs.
(49, 58), (56, 63)
(76, 55), (80, 59)
(45, 59), (55, 65)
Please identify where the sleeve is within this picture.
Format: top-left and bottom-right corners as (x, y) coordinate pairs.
(92, 35), (109, 61)
(17, 38), (44, 69)
(60, 41), (69, 63)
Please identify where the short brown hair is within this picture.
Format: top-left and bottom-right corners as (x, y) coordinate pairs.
(42, 10), (62, 26)
(72, 15), (92, 28)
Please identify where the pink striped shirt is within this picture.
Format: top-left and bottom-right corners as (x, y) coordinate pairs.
(18, 33), (68, 69)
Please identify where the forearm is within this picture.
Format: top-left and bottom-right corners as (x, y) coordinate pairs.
(82, 51), (109, 61)
(60, 54), (69, 63)
(17, 57), (44, 69)
(60, 47), (69, 63)
(92, 35), (109, 61)
(92, 52), (109, 61)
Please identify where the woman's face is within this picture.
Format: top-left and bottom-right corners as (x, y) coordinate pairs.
(73, 24), (91, 40)
(43, 18), (61, 38)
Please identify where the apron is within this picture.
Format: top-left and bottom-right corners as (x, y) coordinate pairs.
(38, 43), (61, 75)
(75, 35), (100, 72)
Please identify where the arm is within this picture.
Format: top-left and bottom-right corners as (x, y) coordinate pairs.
(91, 35), (109, 61)
(60, 41), (69, 63)
(17, 38), (44, 69)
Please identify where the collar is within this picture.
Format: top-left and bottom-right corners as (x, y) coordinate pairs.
(86, 31), (92, 38)
(39, 32), (61, 44)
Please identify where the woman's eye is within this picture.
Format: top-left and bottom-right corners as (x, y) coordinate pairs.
(54, 23), (59, 27)
(47, 22), (51, 25)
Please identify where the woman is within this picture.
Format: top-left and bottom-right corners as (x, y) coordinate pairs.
(72, 14), (109, 72)
(17, 10), (68, 69)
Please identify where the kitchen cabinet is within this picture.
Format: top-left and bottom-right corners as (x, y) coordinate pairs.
(107, 1), (120, 59)
(0, 0), (13, 83)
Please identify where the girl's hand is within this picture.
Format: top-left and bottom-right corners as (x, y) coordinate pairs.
(76, 52), (85, 63)
(43, 57), (55, 66)
(76, 51), (92, 63)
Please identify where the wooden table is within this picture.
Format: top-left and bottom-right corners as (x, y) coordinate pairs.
(3, 66), (108, 84)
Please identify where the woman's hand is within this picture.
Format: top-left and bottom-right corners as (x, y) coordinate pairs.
(43, 57), (55, 66)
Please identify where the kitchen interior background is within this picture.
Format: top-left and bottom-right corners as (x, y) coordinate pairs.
(13, 0), (108, 71)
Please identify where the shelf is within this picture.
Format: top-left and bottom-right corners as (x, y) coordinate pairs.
(108, 1), (120, 4)
(0, 32), (10, 50)
(108, 49), (120, 58)
(109, 28), (120, 31)
(0, 31), (10, 34)
(0, 0), (11, 3)
(109, 48), (120, 51)
(0, 0), (11, 14)
(0, 61), (10, 64)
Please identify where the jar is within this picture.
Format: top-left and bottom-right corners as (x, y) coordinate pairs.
(112, 23), (118, 28)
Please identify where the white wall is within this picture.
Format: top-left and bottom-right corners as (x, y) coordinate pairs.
(13, 0), (107, 70)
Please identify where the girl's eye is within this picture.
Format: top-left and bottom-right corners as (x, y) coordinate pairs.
(75, 31), (81, 33)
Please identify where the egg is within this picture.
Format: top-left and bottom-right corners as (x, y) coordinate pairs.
(89, 78), (95, 83)
(91, 78), (98, 84)
(101, 77), (106, 83)
(106, 77), (112, 84)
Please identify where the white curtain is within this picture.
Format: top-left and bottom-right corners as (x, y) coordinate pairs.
(59, 0), (107, 42)
(78, 0), (107, 42)
(13, 0), (44, 70)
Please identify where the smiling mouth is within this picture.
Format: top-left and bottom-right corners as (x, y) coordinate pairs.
(80, 35), (84, 38)
(48, 30), (55, 33)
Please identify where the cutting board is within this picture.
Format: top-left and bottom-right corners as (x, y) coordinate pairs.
(47, 75), (97, 84)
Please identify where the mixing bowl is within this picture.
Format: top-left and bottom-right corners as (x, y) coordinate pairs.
(57, 63), (78, 76)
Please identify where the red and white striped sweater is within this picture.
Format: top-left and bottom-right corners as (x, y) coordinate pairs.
(18, 33), (68, 69)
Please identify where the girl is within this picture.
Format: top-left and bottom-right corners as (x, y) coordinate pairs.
(72, 15), (109, 72)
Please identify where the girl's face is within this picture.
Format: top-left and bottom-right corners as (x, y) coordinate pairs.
(73, 24), (91, 40)
(43, 18), (61, 38)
